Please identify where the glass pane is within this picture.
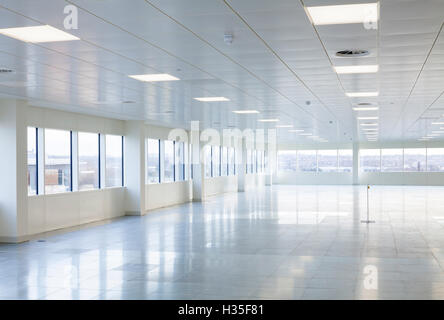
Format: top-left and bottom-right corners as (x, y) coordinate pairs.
(258, 150), (263, 173)
(221, 147), (228, 176)
(317, 150), (338, 172)
(381, 149), (403, 172)
(27, 127), (37, 195)
(297, 150), (317, 172)
(105, 135), (123, 187)
(338, 149), (353, 173)
(175, 141), (185, 181)
(212, 145), (220, 177)
(204, 145), (212, 178)
(78, 132), (99, 191)
(147, 139), (160, 184)
(359, 149), (380, 172)
(229, 147), (235, 175)
(164, 140), (174, 182)
(404, 148), (426, 172)
(45, 129), (71, 194)
(278, 150), (297, 172)
(427, 148), (444, 172)
(246, 150), (252, 173)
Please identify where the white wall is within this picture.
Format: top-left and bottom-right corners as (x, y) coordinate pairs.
(25, 105), (127, 237)
(145, 181), (192, 211)
(0, 100), (28, 242)
(276, 172), (353, 185)
(204, 176), (238, 197)
(28, 188), (124, 235)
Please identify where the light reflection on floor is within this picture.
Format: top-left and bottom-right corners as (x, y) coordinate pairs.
(1, 185), (444, 300)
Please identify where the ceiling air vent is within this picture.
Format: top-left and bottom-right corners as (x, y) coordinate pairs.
(0, 68), (14, 73)
(335, 50), (369, 57)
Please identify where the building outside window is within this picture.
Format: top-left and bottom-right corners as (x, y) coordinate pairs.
(164, 140), (174, 182)
(105, 135), (123, 187)
(44, 129), (71, 194)
(27, 127), (37, 195)
(297, 150), (317, 172)
(359, 149), (380, 172)
(78, 132), (100, 191)
(317, 150), (338, 172)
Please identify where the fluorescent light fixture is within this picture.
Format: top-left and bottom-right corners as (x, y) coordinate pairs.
(432, 122), (444, 125)
(299, 133), (312, 136)
(129, 74), (179, 82)
(305, 3), (378, 26)
(353, 107), (379, 111)
(289, 129), (304, 133)
(258, 119), (279, 122)
(232, 110), (259, 114)
(358, 116), (378, 120)
(335, 65), (379, 74)
(363, 128), (378, 131)
(346, 92), (379, 97)
(0, 25), (80, 43)
(194, 97), (230, 102)
(360, 123), (378, 126)
(276, 125), (293, 128)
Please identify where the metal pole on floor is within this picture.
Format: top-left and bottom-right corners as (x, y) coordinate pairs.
(361, 185), (375, 224)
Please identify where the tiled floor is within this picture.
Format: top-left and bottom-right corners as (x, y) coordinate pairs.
(2, 185), (444, 300)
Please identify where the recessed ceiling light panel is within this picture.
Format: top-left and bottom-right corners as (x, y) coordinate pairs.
(129, 74), (180, 82)
(0, 25), (80, 43)
(232, 110), (259, 114)
(335, 65), (378, 74)
(347, 92), (379, 97)
(258, 119), (279, 122)
(305, 3), (378, 26)
(194, 97), (230, 102)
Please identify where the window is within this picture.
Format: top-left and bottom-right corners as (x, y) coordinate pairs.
(45, 129), (71, 194)
(381, 149), (403, 172)
(246, 150), (252, 173)
(221, 147), (228, 176)
(27, 127), (37, 195)
(404, 148), (426, 172)
(427, 148), (444, 172)
(297, 150), (317, 172)
(278, 150), (297, 172)
(175, 141), (185, 181)
(338, 149), (353, 173)
(258, 150), (263, 173)
(359, 149), (380, 172)
(105, 135), (123, 187)
(317, 150), (338, 172)
(164, 140), (174, 182)
(146, 139), (160, 184)
(212, 145), (220, 177)
(229, 147), (235, 175)
(78, 132), (99, 191)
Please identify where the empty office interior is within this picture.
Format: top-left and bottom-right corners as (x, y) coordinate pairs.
(1, 0), (444, 301)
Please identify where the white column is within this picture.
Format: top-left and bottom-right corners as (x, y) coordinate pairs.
(238, 136), (247, 192)
(266, 128), (276, 186)
(191, 121), (203, 201)
(0, 99), (28, 243)
(124, 121), (146, 215)
(353, 142), (359, 185)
